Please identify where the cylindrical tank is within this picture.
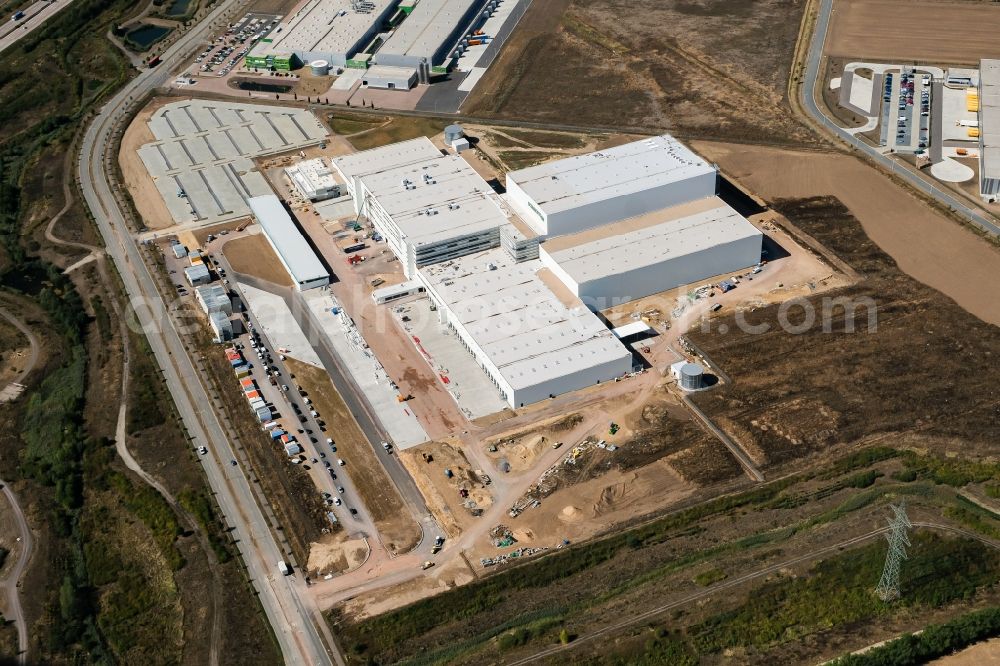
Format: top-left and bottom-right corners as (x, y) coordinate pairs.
(310, 60), (330, 76)
(444, 124), (464, 143)
(679, 363), (704, 391)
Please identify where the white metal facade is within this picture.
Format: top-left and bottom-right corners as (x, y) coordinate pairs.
(362, 64), (418, 89)
(539, 197), (762, 306)
(285, 158), (340, 201)
(505, 135), (718, 237)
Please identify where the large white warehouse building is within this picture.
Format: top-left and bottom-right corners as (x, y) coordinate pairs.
(505, 135), (719, 238)
(248, 195), (330, 290)
(419, 249), (632, 407)
(539, 196), (763, 307)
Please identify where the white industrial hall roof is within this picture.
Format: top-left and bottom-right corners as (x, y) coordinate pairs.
(979, 59), (1000, 184)
(286, 158), (337, 194)
(377, 0), (476, 60)
(506, 134), (717, 217)
(541, 197), (761, 284)
(264, 0), (393, 57)
(247, 195), (328, 286)
(419, 249), (630, 392)
(360, 153), (508, 247)
(332, 136), (444, 183)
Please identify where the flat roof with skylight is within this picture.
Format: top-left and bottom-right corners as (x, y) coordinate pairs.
(506, 135), (717, 222)
(542, 196), (762, 284)
(376, 0), (481, 65)
(359, 154), (507, 247)
(419, 249), (632, 399)
(262, 0), (395, 62)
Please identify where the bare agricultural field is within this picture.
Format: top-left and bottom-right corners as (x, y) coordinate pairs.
(826, 0), (1000, 63)
(689, 196), (1000, 468)
(219, 232), (293, 287)
(466, 0), (815, 145)
(691, 140), (1000, 326)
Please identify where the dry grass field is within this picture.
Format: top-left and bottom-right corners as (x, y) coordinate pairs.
(825, 0), (1000, 63)
(466, 0), (815, 145)
(220, 233), (294, 287)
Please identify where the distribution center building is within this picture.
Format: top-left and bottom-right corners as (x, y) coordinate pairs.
(419, 249), (633, 407)
(539, 196), (763, 306)
(505, 135), (719, 238)
(375, 0), (486, 69)
(247, 0), (397, 68)
(248, 195), (330, 290)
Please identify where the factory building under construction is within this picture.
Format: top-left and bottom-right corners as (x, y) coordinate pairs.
(337, 134), (762, 407)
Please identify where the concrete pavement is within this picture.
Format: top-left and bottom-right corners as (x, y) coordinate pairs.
(76, 0), (340, 663)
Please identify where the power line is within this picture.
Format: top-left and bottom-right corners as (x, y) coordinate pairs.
(875, 501), (912, 602)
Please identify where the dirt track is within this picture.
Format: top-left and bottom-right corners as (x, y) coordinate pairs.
(826, 0), (1000, 63)
(692, 140), (1000, 326)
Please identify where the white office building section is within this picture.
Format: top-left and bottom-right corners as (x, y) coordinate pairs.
(248, 195), (330, 290)
(505, 135), (718, 238)
(332, 137), (507, 278)
(540, 197), (763, 306)
(285, 158), (341, 201)
(419, 249), (632, 407)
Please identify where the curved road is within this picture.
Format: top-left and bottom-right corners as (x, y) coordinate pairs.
(800, 0), (1000, 237)
(509, 521), (1000, 665)
(76, 2), (338, 664)
(0, 308), (40, 664)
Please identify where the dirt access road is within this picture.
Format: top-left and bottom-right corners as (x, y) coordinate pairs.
(692, 140), (1000, 326)
(826, 0), (1000, 63)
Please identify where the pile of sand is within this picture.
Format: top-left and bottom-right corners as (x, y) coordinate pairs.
(558, 505), (584, 523)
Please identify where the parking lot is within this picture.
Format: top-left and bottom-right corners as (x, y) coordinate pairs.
(136, 99), (328, 226)
(192, 12), (280, 77)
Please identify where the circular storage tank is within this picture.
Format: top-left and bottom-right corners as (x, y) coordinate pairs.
(310, 60), (330, 76)
(679, 363), (704, 391)
(444, 124), (464, 143)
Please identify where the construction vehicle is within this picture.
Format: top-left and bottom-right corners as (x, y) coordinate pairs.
(422, 561), (435, 570)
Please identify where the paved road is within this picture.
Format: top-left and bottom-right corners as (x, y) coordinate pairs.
(0, 0), (77, 55)
(508, 521), (1000, 664)
(0, 308), (39, 664)
(75, 2), (339, 664)
(801, 0), (1000, 237)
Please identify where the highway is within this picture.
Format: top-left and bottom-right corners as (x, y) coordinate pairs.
(75, 1), (339, 664)
(0, 0), (77, 55)
(801, 0), (1000, 237)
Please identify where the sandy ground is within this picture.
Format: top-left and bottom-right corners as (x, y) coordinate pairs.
(307, 532), (369, 576)
(692, 140), (1000, 326)
(826, 0), (1000, 63)
(119, 97), (179, 231)
(400, 440), (495, 539)
(218, 231), (293, 286)
(930, 637), (1000, 664)
(340, 555), (477, 621)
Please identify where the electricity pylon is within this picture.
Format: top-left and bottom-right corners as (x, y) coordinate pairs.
(875, 501), (912, 602)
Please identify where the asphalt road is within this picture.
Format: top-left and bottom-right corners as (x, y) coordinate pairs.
(0, 0), (77, 55)
(802, 0), (1000, 237)
(0, 309), (39, 664)
(75, 2), (339, 664)
(229, 268), (439, 548)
